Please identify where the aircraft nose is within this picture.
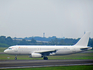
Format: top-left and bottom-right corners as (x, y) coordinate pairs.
(4, 50), (7, 53)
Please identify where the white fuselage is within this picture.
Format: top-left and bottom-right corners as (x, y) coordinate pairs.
(4, 45), (91, 55)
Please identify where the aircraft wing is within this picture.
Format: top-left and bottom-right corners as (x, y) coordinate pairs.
(33, 50), (57, 56)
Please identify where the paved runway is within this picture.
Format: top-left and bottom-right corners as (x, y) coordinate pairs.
(0, 59), (93, 69)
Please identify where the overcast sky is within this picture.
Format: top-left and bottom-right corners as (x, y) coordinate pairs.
(0, 0), (93, 38)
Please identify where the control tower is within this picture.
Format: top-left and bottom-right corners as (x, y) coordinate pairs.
(43, 33), (45, 37)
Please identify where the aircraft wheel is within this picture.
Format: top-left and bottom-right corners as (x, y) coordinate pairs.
(15, 55), (17, 60)
(43, 57), (48, 60)
(15, 57), (17, 60)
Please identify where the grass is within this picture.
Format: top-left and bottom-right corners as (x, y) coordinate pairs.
(1, 65), (93, 70)
(0, 47), (7, 52)
(48, 53), (93, 60)
(0, 52), (93, 60)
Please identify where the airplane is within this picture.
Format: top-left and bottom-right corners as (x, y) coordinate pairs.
(4, 32), (92, 60)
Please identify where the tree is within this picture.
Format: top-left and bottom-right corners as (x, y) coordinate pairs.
(19, 39), (28, 45)
(88, 38), (93, 47)
(6, 36), (13, 45)
(49, 38), (59, 45)
(0, 36), (6, 43)
(31, 38), (36, 44)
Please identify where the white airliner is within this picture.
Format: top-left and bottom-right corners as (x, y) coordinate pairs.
(4, 32), (92, 60)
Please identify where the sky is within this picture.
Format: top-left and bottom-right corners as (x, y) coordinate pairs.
(0, 0), (93, 38)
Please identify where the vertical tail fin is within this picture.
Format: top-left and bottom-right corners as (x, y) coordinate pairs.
(75, 32), (90, 46)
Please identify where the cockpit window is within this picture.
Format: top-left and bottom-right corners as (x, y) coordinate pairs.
(8, 48), (12, 50)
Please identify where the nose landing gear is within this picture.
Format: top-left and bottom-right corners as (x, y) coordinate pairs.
(15, 55), (17, 60)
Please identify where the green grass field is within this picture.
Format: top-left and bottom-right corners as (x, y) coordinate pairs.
(0, 51), (93, 60)
(0, 47), (7, 52)
(1, 65), (93, 70)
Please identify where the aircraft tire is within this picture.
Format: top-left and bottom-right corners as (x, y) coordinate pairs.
(15, 57), (17, 60)
(43, 57), (48, 60)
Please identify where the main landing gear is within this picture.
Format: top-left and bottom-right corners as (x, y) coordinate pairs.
(15, 55), (17, 60)
(43, 57), (48, 60)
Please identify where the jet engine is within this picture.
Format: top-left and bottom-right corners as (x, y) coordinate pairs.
(30, 53), (42, 58)
(50, 52), (56, 56)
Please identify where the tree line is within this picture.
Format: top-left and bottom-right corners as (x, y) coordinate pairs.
(0, 36), (93, 48)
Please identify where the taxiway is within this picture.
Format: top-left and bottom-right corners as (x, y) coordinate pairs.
(0, 59), (93, 69)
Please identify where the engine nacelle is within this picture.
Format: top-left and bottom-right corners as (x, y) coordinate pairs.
(30, 53), (42, 58)
(50, 52), (56, 56)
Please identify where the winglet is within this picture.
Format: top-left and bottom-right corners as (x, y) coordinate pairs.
(75, 32), (90, 46)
